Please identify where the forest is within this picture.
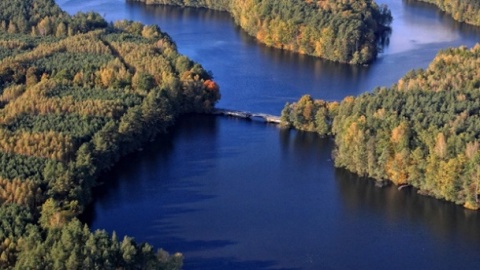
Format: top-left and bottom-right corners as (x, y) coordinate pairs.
(132, 0), (392, 64)
(0, 0), (220, 268)
(281, 44), (480, 210)
(412, 0), (480, 26)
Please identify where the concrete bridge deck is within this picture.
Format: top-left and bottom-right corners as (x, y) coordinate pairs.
(211, 108), (281, 124)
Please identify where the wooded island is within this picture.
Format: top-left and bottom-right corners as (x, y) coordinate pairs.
(132, 0), (393, 64)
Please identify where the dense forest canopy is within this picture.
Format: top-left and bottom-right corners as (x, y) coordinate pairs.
(132, 0), (393, 64)
(412, 0), (480, 26)
(0, 0), (220, 268)
(282, 44), (480, 209)
(1, 0), (478, 268)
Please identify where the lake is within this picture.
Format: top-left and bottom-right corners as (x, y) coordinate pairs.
(57, 0), (480, 269)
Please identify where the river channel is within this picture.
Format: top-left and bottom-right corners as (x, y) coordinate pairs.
(57, 0), (480, 269)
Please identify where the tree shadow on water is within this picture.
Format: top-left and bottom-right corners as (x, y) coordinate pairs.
(184, 256), (301, 270)
(153, 237), (236, 254)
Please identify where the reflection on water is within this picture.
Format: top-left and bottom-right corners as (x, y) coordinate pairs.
(58, 0), (480, 114)
(57, 0), (480, 268)
(336, 169), (480, 248)
(379, 0), (480, 54)
(82, 115), (219, 224)
(82, 116), (480, 269)
(122, 3), (374, 113)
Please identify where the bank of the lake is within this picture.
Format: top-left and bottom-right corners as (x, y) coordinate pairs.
(414, 0), (480, 26)
(57, 0), (480, 269)
(131, 0), (393, 65)
(282, 44), (480, 209)
(58, 0), (480, 115)
(84, 114), (480, 269)
(0, 0), (222, 267)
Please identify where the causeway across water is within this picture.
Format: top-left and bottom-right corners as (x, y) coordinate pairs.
(212, 108), (281, 124)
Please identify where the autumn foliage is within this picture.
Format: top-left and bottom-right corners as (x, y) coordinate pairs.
(0, 0), (220, 268)
(203, 79), (219, 92)
(134, 0), (392, 64)
(282, 45), (480, 209)
(414, 0), (480, 26)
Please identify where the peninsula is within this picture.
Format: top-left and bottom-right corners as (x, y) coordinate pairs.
(281, 44), (480, 210)
(0, 0), (219, 268)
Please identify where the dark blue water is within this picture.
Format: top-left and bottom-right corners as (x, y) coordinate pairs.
(82, 115), (480, 269)
(56, 0), (480, 269)
(58, 0), (480, 114)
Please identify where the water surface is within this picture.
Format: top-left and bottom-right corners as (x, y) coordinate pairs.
(58, 0), (480, 114)
(83, 115), (480, 269)
(56, 0), (480, 269)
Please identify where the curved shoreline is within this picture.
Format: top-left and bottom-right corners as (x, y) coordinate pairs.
(0, 0), (220, 267)
(130, 0), (392, 65)
(413, 0), (480, 26)
(281, 44), (480, 210)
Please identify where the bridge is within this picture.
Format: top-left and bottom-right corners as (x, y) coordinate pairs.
(211, 108), (281, 124)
